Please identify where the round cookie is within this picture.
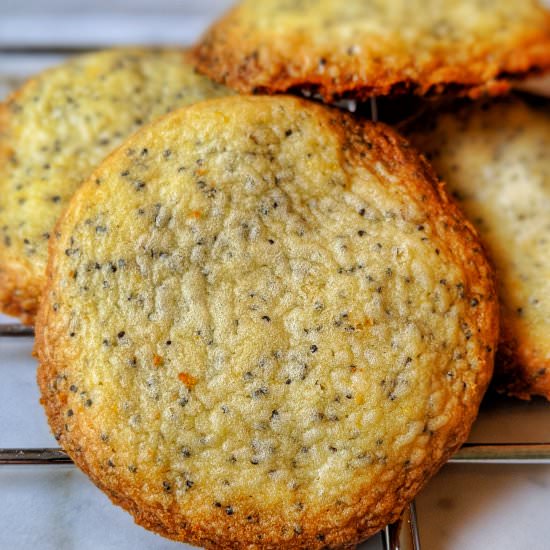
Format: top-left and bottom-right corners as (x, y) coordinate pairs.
(408, 97), (550, 400)
(37, 96), (498, 549)
(192, 0), (550, 102)
(0, 48), (231, 324)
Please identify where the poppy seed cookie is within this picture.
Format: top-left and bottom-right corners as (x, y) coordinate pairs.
(192, 0), (550, 102)
(0, 48), (231, 324)
(37, 96), (498, 549)
(408, 97), (550, 400)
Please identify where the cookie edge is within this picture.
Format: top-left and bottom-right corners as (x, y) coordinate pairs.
(190, 4), (550, 101)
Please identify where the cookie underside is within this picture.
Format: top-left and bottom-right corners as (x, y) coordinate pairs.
(192, 0), (550, 101)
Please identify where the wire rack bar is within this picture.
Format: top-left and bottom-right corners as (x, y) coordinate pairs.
(0, 323), (34, 337)
(448, 443), (550, 464)
(2, 444), (549, 466)
(383, 503), (421, 550)
(0, 448), (71, 464)
(0, 46), (99, 55)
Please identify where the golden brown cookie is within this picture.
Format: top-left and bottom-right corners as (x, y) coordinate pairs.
(37, 96), (498, 549)
(408, 97), (550, 400)
(0, 48), (231, 324)
(191, 0), (550, 102)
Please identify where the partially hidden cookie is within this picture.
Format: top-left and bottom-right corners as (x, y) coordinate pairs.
(408, 97), (550, 400)
(37, 96), (498, 549)
(192, 0), (550, 101)
(0, 48), (231, 324)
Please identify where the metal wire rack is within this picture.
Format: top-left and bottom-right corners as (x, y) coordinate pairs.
(1, 40), (550, 550)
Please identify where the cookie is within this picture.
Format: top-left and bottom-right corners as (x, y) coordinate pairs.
(0, 48), (231, 324)
(36, 96), (498, 549)
(408, 97), (550, 400)
(191, 0), (550, 101)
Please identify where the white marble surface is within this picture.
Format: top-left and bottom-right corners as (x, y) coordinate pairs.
(0, 1), (549, 548)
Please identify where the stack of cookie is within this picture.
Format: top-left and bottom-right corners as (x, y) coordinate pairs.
(1, 1), (549, 548)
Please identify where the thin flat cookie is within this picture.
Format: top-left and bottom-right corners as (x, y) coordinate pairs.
(408, 97), (550, 400)
(0, 48), (230, 324)
(37, 96), (498, 549)
(192, 0), (550, 101)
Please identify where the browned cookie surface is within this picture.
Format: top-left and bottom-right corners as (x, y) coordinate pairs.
(0, 48), (230, 324)
(37, 96), (497, 548)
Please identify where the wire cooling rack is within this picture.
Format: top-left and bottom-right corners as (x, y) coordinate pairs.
(1, 40), (550, 550)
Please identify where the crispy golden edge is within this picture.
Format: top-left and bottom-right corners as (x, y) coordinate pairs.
(405, 96), (550, 401)
(0, 87), (44, 324)
(36, 97), (498, 549)
(190, 6), (550, 101)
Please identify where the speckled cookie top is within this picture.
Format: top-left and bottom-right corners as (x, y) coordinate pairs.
(37, 96), (497, 549)
(237, 0), (544, 36)
(0, 48), (230, 323)
(408, 97), (550, 399)
(192, 0), (550, 100)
